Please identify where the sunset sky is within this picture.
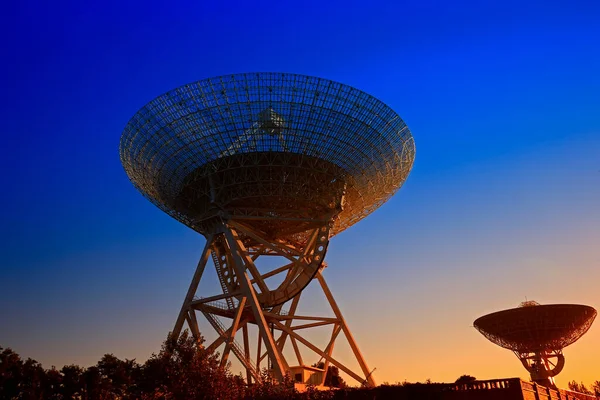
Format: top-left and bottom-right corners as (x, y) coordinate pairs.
(2, 0), (600, 387)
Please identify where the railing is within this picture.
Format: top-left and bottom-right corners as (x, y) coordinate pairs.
(521, 380), (597, 400)
(194, 297), (289, 316)
(447, 378), (518, 391)
(195, 298), (238, 312)
(445, 378), (597, 400)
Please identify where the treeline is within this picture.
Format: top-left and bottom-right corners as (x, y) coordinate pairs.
(569, 381), (600, 398)
(2, 332), (599, 400)
(0, 331), (334, 400)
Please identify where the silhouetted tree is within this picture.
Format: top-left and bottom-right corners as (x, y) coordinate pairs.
(454, 375), (477, 384)
(0, 346), (50, 399)
(57, 364), (85, 399)
(138, 330), (245, 400)
(244, 369), (301, 400)
(568, 380), (593, 395)
(311, 362), (347, 388)
(0, 346), (24, 399)
(303, 385), (334, 400)
(84, 365), (114, 400)
(44, 366), (63, 399)
(97, 353), (140, 399)
(20, 357), (46, 399)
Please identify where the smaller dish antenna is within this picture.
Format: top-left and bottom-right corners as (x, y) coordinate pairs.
(474, 302), (596, 388)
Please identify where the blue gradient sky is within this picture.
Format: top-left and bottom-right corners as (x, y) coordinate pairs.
(2, 0), (600, 386)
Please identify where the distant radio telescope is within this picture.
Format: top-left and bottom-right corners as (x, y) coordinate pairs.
(474, 301), (597, 388)
(120, 73), (415, 387)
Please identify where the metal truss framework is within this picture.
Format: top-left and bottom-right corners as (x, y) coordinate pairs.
(171, 222), (376, 387)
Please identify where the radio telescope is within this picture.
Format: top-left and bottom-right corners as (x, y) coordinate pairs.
(474, 301), (597, 388)
(120, 73), (415, 387)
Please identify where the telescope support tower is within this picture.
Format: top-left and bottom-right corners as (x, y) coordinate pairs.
(171, 223), (376, 387)
(120, 73), (416, 390)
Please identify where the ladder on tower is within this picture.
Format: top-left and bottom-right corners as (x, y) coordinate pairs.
(202, 311), (260, 382)
(211, 248), (236, 310)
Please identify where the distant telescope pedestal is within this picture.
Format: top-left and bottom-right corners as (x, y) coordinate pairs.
(517, 349), (564, 389)
(171, 221), (377, 387)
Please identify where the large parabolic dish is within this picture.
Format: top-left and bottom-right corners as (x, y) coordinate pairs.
(120, 72), (415, 241)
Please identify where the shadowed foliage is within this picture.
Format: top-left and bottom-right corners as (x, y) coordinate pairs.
(312, 362), (347, 389)
(454, 375), (477, 384)
(569, 381), (594, 396)
(2, 342), (598, 399)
